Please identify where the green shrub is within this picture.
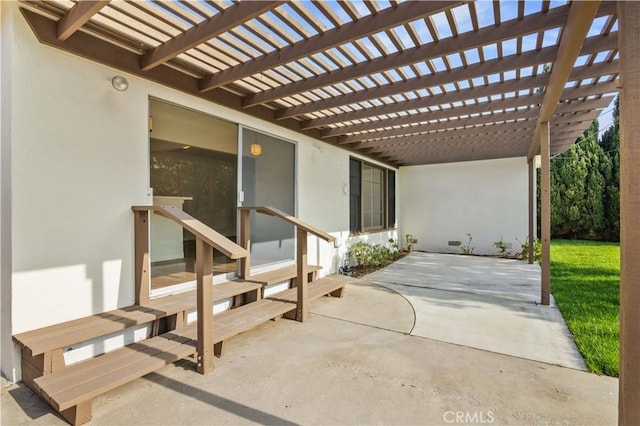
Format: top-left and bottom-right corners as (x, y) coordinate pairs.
(517, 237), (542, 262)
(350, 239), (400, 268)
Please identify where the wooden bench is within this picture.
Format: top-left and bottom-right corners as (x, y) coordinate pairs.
(24, 275), (350, 425)
(13, 280), (262, 389)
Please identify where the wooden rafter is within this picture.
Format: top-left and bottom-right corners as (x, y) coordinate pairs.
(341, 107), (608, 150)
(57, 0), (109, 41)
(527, 0), (602, 159)
(140, 1), (283, 71)
(198, 1), (459, 92)
(300, 53), (618, 129)
(243, 3), (616, 109)
(19, 0), (618, 167)
(299, 34), (616, 129)
(332, 78), (616, 142)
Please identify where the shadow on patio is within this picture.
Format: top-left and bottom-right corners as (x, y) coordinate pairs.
(363, 251), (587, 370)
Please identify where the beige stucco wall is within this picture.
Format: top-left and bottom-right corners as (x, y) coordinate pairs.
(399, 158), (531, 256)
(2, 1), (396, 381)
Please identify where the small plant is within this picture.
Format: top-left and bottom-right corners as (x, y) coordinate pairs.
(516, 237), (542, 262)
(494, 239), (510, 257)
(405, 234), (416, 252)
(459, 233), (475, 255)
(350, 239), (401, 268)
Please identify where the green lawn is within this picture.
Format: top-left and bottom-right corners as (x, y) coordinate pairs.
(551, 240), (620, 377)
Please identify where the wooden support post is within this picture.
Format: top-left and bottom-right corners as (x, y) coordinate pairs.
(60, 401), (92, 426)
(540, 122), (551, 306)
(20, 347), (65, 390)
(617, 3), (640, 424)
(528, 158), (535, 264)
(295, 228), (308, 322)
(134, 210), (150, 305)
(239, 209), (251, 279)
(196, 238), (214, 374)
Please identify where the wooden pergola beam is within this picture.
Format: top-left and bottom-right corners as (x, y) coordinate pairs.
(528, 158), (535, 264)
(276, 36), (617, 119)
(383, 136), (530, 153)
(56, 0), (109, 41)
(300, 34), (616, 129)
(527, 0), (602, 160)
(339, 95), (608, 146)
(378, 137), (532, 164)
(19, 8), (390, 169)
(617, 2), (640, 424)
(242, 3), (576, 108)
(540, 121), (551, 306)
(361, 123), (536, 149)
(342, 111), (538, 145)
(140, 1), (282, 71)
(198, 1), (459, 92)
(334, 92), (612, 143)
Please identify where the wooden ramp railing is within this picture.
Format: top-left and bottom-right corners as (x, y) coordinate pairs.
(239, 206), (335, 322)
(132, 205), (248, 374)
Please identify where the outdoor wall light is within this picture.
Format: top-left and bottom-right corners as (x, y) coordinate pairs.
(250, 143), (262, 156)
(111, 75), (129, 92)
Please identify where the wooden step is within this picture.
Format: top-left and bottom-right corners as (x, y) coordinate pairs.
(31, 296), (297, 421)
(13, 280), (262, 357)
(27, 275), (350, 425)
(145, 280), (262, 317)
(270, 274), (350, 302)
(240, 264), (322, 286)
(33, 330), (197, 412)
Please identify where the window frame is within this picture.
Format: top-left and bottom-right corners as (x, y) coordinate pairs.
(349, 158), (396, 235)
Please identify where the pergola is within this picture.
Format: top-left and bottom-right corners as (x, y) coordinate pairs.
(16, 0), (639, 423)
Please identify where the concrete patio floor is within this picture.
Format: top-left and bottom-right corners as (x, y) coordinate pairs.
(1, 259), (617, 425)
(364, 252), (587, 370)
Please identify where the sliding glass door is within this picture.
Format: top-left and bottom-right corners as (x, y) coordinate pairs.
(149, 99), (238, 294)
(240, 127), (296, 268)
(147, 101), (297, 296)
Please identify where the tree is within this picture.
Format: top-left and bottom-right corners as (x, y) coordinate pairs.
(544, 95), (620, 241)
(549, 120), (613, 239)
(600, 97), (620, 241)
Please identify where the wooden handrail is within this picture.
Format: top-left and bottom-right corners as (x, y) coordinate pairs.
(238, 206), (335, 243)
(133, 205), (248, 259)
(132, 204), (248, 375)
(238, 206), (336, 323)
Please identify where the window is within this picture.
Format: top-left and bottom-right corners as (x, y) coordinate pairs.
(349, 158), (396, 233)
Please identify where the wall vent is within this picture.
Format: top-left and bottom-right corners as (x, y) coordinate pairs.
(448, 240), (461, 246)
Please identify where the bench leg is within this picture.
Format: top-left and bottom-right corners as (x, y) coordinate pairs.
(330, 287), (345, 298)
(21, 347), (65, 390)
(61, 401), (92, 426)
(245, 287), (262, 304)
(233, 295), (244, 309)
(214, 341), (224, 358)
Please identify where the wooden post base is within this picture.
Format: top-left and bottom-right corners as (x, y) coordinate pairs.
(60, 401), (92, 426)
